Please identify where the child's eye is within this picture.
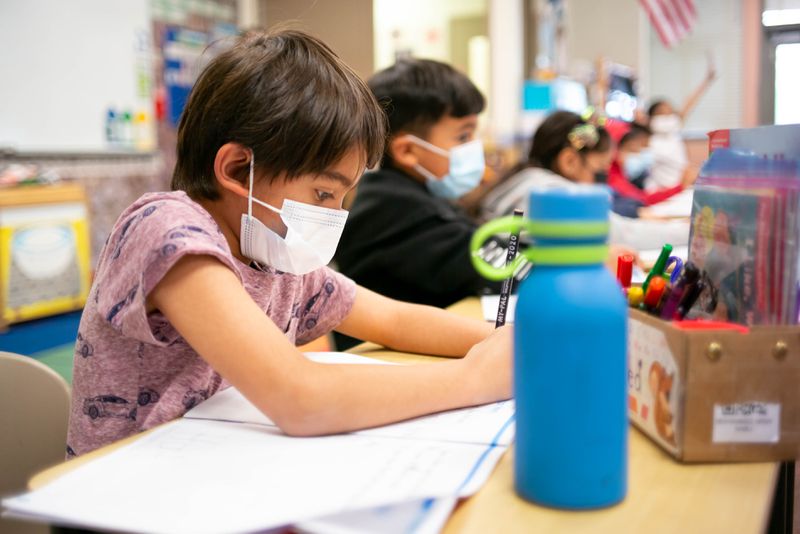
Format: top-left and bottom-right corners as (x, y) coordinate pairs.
(315, 190), (334, 202)
(457, 133), (472, 143)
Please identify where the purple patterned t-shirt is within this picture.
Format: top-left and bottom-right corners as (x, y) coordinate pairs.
(66, 191), (356, 457)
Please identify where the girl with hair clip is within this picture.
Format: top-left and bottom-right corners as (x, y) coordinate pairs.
(479, 111), (638, 270)
(66, 29), (511, 458)
(480, 111), (609, 220)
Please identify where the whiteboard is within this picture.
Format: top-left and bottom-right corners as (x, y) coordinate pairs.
(0, 0), (151, 152)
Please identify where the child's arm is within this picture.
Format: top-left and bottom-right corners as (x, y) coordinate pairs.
(679, 58), (716, 122)
(335, 285), (494, 357)
(149, 255), (511, 437)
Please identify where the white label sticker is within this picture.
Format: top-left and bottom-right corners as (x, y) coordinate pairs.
(712, 403), (780, 443)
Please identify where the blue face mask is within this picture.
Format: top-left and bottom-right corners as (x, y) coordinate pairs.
(623, 150), (654, 180)
(406, 135), (485, 199)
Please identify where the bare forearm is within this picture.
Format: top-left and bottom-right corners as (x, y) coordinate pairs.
(276, 358), (487, 436)
(381, 301), (494, 356)
(681, 79), (712, 120)
(152, 257), (510, 440)
(336, 286), (494, 356)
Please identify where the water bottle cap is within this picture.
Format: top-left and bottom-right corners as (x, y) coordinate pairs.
(528, 185), (611, 225)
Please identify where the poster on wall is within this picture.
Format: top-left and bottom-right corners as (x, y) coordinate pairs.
(0, 199), (91, 324)
(162, 23), (239, 127)
(163, 27), (208, 127)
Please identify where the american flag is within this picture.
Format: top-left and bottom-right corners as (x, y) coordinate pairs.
(639, 0), (697, 48)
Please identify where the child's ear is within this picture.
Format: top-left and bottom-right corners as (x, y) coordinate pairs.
(214, 143), (252, 198)
(555, 148), (580, 182)
(553, 148), (577, 180)
(388, 135), (419, 168)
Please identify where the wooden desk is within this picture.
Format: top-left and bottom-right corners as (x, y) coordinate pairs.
(350, 299), (779, 534)
(30, 298), (779, 534)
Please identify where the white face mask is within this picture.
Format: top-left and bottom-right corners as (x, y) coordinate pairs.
(240, 155), (349, 275)
(406, 135), (485, 199)
(650, 114), (682, 135)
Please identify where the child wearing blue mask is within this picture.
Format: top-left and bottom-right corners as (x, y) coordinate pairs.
(480, 111), (601, 221)
(336, 59), (505, 321)
(66, 30), (511, 457)
(608, 123), (687, 207)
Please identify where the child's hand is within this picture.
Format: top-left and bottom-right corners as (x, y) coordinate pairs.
(607, 245), (641, 274)
(705, 51), (717, 83)
(462, 325), (513, 402)
(681, 165), (699, 188)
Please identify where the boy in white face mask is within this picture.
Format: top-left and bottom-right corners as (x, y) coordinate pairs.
(66, 30), (511, 457)
(336, 59), (504, 325)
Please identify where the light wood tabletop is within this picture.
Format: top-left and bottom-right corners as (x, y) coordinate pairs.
(350, 298), (779, 534)
(30, 298), (779, 534)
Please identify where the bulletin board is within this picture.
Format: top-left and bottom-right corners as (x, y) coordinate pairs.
(0, 0), (151, 152)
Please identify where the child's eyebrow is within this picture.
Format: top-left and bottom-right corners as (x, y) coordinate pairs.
(318, 170), (356, 187)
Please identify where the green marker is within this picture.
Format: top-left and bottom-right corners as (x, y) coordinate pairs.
(642, 243), (673, 293)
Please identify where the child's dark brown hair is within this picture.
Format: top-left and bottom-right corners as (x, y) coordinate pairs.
(172, 29), (387, 200)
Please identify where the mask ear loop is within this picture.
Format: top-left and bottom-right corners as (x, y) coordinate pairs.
(405, 135), (450, 157)
(405, 136), (449, 181)
(247, 152), (284, 216)
(248, 149), (255, 219)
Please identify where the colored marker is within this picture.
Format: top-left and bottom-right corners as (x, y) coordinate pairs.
(675, 277), (706, 320)
(643, 276), (667, 311)
(665, 256), (684, 284)
(642, 243), (673, 293)
(617, 254), (634, 288)
(628, 286), (644, 307)
(660, 263), (699, 320)
(656, 275), (672, 314)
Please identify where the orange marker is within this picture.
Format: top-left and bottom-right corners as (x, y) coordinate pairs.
(643, 276), (666, 311)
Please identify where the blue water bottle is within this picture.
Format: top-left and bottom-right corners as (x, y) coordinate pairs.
(471, 186), (628, 509)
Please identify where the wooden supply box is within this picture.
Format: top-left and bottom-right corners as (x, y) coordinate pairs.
(627, 308), (800, 462)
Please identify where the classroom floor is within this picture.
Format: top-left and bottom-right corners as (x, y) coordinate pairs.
(31, 343), (74, 383)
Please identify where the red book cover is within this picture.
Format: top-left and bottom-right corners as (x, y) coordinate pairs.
(772, 193), (787, 322)
(755, 194), (772, 323)
(708, 129), (731, 153)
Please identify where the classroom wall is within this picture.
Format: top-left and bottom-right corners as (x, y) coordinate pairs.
(488, 0), (524, 145)
(372, 0), (487, 72)
(563, 0), (644, 77)
(563, 0), (762, 133)
(741, 0), (762, 127)
(646, 0), (744, 132)
(259, 0), (375, 79)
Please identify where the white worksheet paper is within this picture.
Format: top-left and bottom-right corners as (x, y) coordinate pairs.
(3, 352), (514, 534)
(186, 352), (514, 447)
(6, 419), (506, 534)
(185, 385), (515, 447)
(297, 496), (458, 534)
